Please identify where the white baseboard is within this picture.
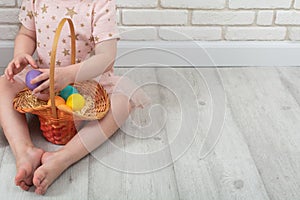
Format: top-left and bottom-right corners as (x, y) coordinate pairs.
(1, 41), (300, 68)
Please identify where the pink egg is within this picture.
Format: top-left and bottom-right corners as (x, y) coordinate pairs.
(25, 70), (43, 90)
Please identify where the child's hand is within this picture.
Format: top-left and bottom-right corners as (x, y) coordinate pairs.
(31, 66), (77, 95)
(4, 54), (37, 83)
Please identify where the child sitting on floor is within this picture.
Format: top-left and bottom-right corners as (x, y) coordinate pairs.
(0, 0), (150, 195)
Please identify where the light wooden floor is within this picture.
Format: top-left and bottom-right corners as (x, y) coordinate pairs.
(0, 67), (299, 200)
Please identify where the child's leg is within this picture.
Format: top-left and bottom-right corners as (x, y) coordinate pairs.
(33, 93), (132, 195)
(0, 76), (44, 191)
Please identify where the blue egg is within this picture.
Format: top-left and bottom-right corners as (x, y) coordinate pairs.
(59, 85), (79, 100)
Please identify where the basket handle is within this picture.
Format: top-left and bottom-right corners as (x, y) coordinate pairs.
(49, 18), (76, 119)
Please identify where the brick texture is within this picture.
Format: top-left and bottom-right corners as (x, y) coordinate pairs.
(225, 27), (286, 40)
(0, 0), (299, 41)
(122, 10), (188, 25)
(0, 25), (19, 40)
(288, 27), (300, 40)
(119, 26), (158, 40)
(192, 11), (255, 25)
(257, 11), (274, 25)
(0, 9), (19, 24)
(276, 11), (300, 25)
(0, 0), (15, 6)
(117, 0), (157, 8)
(159, 27), (222, 40)
(229, 0), (291, 9)
(295, 0), (300, 9)
(160, 0), (225, 9)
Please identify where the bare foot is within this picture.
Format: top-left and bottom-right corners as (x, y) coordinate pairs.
(15, 147), (44, 191)
(33, 151), (70, 195)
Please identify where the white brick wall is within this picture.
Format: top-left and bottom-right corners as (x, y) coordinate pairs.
(257, 11), (274, 25)
(192, 11), (255, 25)
(0, 0), (299, 41)
(160, 0), (225, 9)
(0, 25), (19, 40)
(229, 0), (291, 9)
(0, 0), (15, 6)
(117, 0), (157, 8)
(122, 10), (188, 25)
(276, 11), (300, 25)
(119, 26), (158, 40)
(159, 27), (222, 40)
(289, 27), (300, 40)
(295, 0), (300, 8)
(225, 27), (286, 40)
(0, 8), (19, 23)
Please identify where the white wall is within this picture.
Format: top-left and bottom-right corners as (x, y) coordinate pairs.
(0, 0), (300, 42)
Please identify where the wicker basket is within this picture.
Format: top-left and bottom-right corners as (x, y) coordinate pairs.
(13, 18), (110, 145)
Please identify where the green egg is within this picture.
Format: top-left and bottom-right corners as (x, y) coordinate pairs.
(59, 85), (79, 101)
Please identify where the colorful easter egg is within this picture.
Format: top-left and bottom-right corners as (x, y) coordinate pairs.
(25, 70), (43, 90)
(66, 93), (85, 111)
(47, 96), (66, 106)
(59, 85), (79, 101)
(57, 104), (73, 113)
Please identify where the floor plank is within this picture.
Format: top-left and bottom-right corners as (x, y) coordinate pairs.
(156, 68), (269, 200)
(88, 68), (179, 200)
(221, 67), (300, 200)
(276, 67), (300, 106)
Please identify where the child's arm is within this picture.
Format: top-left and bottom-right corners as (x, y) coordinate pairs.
(5, 25), (37, 82)
(32, 39), (117, 94)
(70, 38), (117, 82)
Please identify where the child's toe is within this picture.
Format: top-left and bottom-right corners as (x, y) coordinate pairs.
(40, 178), (49, 189)
(15, 168), (26, 186)
(33, 170), (45, 187)
(20, 181), (30, 191)
(35, 186), (47, 195)
(35, 187), (43, 195)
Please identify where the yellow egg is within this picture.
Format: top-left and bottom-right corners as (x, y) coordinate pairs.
(47, 96), (66, 106)
(66, 94), (85, 111)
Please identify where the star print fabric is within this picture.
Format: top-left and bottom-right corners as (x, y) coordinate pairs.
(19, 0), (120, 69)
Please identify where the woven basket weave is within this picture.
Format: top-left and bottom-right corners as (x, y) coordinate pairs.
(13, 18), (110, 145)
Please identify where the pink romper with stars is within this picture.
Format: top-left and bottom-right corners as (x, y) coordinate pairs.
(17, 0), (151, 109)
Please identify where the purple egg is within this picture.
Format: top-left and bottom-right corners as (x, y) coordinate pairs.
(25, 70), (43, 90)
